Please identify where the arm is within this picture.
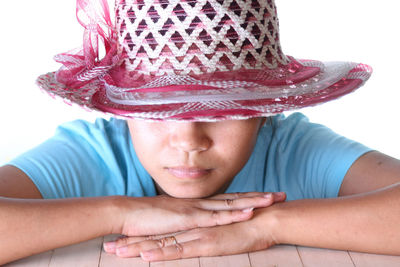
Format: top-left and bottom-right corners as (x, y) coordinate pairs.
(0, 165), (119, 264)
(0, 165), (277, 265)
(122, 151), (400, 261)
(266, 151), (400, 254)
(266, 182), (400, 254)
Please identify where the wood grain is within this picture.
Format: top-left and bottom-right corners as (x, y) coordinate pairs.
(3, 251), (53, 267)
(4, 238), (400, 267)
(48, 237), (103, 267)
(151, 258), (200, 267)
(249, 245), (303, 267)
(296, 246), (354, 267)
(349, 251), (400, 267)
(200, 253), (251, 267)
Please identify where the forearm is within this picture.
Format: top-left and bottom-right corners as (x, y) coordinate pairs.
(0, 196), (120, 264)
(264, 183), (400, 255)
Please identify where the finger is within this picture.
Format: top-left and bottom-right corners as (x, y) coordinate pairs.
(115, 236), (181, 258)
(197, 194), (274, 210)
(104, 235), (150, 253)
(273, 192), (287, 202)
(140, 239), (201, 261)
(114, 240), (159, 257)
(210, 191), (286, 202)
(208, 192), (266, 200)
(193, 208), (257, 228)
(140, 225), (252, 261)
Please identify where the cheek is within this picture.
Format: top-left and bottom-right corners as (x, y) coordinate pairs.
(129, 127), (166, 169)
(212, 129), (258, 171)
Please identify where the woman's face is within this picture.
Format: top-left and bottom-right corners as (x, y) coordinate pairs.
(127, 118), (264, 198)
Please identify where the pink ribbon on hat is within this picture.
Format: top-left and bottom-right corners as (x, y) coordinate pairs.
(55, 0), (120, 89)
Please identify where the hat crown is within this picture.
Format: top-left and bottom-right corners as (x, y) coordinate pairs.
(116, 0), (288, 76)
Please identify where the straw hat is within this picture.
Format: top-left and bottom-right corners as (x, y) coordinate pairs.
(37, 0), (372, 121)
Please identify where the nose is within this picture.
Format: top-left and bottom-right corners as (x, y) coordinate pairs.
(169, 122), (211, 153)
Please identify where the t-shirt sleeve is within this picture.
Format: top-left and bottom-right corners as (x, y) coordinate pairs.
(8, 120), (126, 199)
(270, 113), (373, 199)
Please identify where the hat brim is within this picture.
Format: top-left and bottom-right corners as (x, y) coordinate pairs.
(36, 58), (372, 121)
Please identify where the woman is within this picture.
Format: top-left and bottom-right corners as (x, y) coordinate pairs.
(1, 0), (399, 264)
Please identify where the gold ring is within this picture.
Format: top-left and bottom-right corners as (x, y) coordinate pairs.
(157, 238), (166, 248)
(165, 236), (178, 245)
(171, 236), (178, 245)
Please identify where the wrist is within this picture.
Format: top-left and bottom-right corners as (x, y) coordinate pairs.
(103, 196), (129, 235)
(266, 203), (288, 245)
(249, 205), (283, 247)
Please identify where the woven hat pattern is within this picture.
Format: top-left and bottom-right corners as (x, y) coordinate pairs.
(36, 0), (372, 121)
(117, 0), (288, 79)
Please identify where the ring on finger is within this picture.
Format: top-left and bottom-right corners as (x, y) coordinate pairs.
(171, 236), (178, 245)
(157, 236), (178, 248)
(157, 238), (166, 248)
(168, 236), (182, 252)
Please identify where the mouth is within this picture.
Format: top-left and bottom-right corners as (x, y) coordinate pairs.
(165, 166), (213, 179)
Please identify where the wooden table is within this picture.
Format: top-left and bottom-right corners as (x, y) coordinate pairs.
(5, 235), (400, 267)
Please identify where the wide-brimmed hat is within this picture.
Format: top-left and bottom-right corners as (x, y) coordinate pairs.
(37, 0), (372, 121)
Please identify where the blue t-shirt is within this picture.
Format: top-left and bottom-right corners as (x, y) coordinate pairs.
(9, 113), (372, 201)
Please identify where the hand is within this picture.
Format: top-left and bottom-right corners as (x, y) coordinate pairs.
(105, 192), (286, 259)
(115, 192), (284, 237)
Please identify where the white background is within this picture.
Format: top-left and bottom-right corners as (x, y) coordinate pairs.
(0, 0), (399, 165)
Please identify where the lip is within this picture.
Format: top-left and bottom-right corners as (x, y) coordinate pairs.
(166, 166), (213, 179)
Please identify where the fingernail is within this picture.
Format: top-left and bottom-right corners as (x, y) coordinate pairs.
(103, 242), (116, 253)
(274, 192), (286, 198)
(116, 246), (128, 256)
(242, 207), (254, 213)
(263, 193), (272, 199)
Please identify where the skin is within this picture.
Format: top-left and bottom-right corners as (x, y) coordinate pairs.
(0, 117), (280, 265)
(0, 165), (282, 265)
(0, 118), (400, 264)
(126, 118), (266, 198)
(106, 119), (400, 260)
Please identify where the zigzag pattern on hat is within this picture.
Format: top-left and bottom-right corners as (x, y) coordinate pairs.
(116, 0), (289, 77)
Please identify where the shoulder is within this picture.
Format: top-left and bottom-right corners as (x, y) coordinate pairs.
(54, 118), (132, 155)
(268, 112), (329, 139)
(265, 112), (361, 151)
(55, 117), (134, 172)
(8, 118), (134, 198)
(255, 113), (371, 199)
(56, 118), (128, 143)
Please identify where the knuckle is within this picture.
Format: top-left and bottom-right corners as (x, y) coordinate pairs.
(180, 209), (203, 229)
(210, 210), (220, 224)
(202, 231), (216, 242)
(181, 205), (195, 215)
